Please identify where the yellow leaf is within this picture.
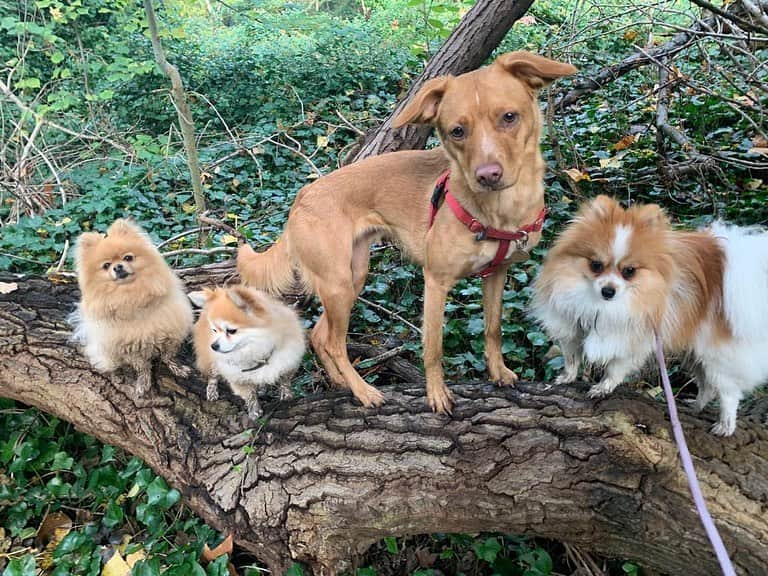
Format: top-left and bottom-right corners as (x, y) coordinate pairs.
(220, 234), (238, 246)
(102, 551), (131, 576)
(182, 203), (197, 214)
(563, 168), (589, 182)
(126, 550), (146, 568)
(599, 152), (625, 170)
(0, 282), (17, 294)
(231, 178), (240, 188)
(745, 179), (763, 190)
(623, 29), (638, 42)
(316, 135), (329, 148)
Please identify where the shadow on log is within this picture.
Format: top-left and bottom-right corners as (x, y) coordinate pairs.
(1, 270), (767, 575)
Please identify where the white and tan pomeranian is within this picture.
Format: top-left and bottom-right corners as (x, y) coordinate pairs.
(531, 195), (768, 436)
(189, 285), (305, 420)
(72, 218), (193, 397)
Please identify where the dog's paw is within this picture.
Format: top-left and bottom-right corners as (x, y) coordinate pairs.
(167, 361), (192, 379)
(247, 398), (263, 422)
(587, 381), (615, 399)
(206, 381), (220, 402)
(554, 371), (577, 386)
(492, 366), (518, 387)
(427, 385), (454, 415)
(354, 383), (385, 408)
(710, 420), (736, 437)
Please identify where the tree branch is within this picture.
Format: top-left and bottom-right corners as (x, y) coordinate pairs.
(2, 273), (768, 575)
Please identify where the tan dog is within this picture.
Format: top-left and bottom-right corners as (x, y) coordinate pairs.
(238, 52), (576, 412)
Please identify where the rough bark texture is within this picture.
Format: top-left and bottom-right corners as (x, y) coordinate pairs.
(347, 0), (535, 162)
(2, 271), (768, 574)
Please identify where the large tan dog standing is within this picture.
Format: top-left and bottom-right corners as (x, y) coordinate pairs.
(238, 51), (577, 413)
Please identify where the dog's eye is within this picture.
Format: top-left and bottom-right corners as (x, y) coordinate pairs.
(502, 112), (519, 124)
(102, 262), (111, 270)
(226, 328), (238, 335)
(123, 254), (134, 262)
(449, 126), (465, 139)
(589, 260), (604, 274)
(621, 266), (636, 280)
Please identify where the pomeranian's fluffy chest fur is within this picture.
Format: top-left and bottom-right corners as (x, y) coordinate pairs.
(531, 195), (768, 435)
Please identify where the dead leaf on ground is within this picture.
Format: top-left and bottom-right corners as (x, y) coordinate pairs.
(612, 134), (636, 151)
(563, 168), (588, 182)
(36, 512), (72, 548)
(201, 534), (239, 576)
(101, 550), (131, 576)
(0, 282), (18, 294)
(748, 147), (768, 157)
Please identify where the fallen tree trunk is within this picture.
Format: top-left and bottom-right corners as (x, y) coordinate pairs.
(1, 271), (768, 575)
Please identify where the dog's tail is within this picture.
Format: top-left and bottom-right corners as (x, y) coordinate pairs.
(237, 236), (302, 296)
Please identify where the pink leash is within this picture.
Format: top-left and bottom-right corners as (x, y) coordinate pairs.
(653, 333), (736, 576)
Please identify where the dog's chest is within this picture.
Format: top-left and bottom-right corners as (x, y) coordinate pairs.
(466, 239), (529, 274)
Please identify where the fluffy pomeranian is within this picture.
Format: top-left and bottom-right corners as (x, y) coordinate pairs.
(189, 285), (305, 420)
(531, 195), (768, 436)
(72, 218), (193, 397)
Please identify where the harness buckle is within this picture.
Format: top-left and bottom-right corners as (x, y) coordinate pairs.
(468, 219), (485, 238)
(515, 230), (529, 250)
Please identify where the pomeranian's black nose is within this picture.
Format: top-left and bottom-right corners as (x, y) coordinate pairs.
(113, 263), (129, 279)
(211, 341), (220, 352)
(601, 286), (616, 300)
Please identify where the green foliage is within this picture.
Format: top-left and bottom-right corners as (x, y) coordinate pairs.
(0, 400), (223, 573)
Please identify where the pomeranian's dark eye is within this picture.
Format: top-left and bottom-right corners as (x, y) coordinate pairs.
(102, 262), (111, 270)
(123, 254), (134, 262)
(226, 328), (238, 335)
(449, 126), (465, 139)
(589, 260), (604, 274)
(622, 266), (636, 280)
(502, 111), (519, 124)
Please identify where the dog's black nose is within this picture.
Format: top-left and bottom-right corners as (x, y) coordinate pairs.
(211, 341), (220, 352)
(601, 286), (616, 300)
(475, 163), (503, 187)
(114, 263), (124, 273)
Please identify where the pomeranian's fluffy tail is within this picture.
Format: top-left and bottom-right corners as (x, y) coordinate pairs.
(237, 237), (301, 296)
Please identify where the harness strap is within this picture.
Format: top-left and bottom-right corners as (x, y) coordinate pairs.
(428, 170), (546, 278)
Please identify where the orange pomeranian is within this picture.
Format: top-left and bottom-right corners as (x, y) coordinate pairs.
(532, 195), (768, 436)
(189, 286), (305, 420)
(71, 219), (193, 397)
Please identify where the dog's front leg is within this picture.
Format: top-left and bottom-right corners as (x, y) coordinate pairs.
(423, 272), (454, 413)
(482, 267), (518, 386)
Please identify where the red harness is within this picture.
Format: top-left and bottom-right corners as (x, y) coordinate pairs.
(428, 170), (547, 278)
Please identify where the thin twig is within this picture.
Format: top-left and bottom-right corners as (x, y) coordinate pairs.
(161, 246), (236, 258)
(357, 295), (422, 336)
(198, 212), (247, 244)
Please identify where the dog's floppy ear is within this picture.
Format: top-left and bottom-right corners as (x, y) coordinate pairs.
(227, 285), (266, 315)
(188, 288), (214, 308)
(392, 76), (451, 127)
(495, 51), (577, 90)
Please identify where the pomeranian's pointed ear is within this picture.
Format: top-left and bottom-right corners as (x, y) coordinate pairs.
(580, 195), (618, 219)
(632, 203), (670, 228)
(495, 51), (578, 90)
(76, 231), (104, 252)
(188, 289), (213, 308)
(228, 286), (265, 315)
(107, 218), (144, 237)
(392, 76), (451, 127)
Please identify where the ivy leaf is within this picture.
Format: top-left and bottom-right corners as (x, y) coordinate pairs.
(473, 537), (502, 563)
(2, 554), (36, 576)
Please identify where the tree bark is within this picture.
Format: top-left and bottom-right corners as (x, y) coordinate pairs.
(2, 272), (768, 575)
(347, 0), (535, 162)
